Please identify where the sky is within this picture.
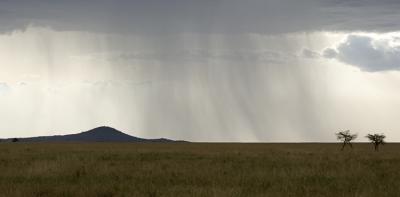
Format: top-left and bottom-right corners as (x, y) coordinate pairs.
(1, 0), (400, 142)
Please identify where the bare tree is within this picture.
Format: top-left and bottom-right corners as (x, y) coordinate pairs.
(336, 130), (357, 150)
(366, 133), (386, 151)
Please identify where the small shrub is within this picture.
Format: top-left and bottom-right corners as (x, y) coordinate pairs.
(366, 133), (386, 151)
(335, 130), (357, 150)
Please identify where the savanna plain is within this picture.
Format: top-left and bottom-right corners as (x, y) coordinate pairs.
(0, 143), (399, 197)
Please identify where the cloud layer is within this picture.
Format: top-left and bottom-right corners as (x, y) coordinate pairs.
(324, 34), (400, 72)
(1, 0), (400, 34)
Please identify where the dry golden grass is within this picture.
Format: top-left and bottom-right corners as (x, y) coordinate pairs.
(0, 143), (399, 197)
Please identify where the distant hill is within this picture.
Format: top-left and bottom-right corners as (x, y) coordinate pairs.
(3, 126), (180, 143)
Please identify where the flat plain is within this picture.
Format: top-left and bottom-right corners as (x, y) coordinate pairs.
(0, 143), (399, 197)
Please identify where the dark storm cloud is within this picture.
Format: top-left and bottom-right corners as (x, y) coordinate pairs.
(1, 0), (400, 34)
(324, 35), (400, 72)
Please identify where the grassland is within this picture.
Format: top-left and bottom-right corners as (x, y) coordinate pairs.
(0, 143), (399, 197)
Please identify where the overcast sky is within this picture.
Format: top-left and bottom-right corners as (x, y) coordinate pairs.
(1, 0), (400, 142)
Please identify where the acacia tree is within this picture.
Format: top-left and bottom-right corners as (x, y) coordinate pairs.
(366, 133), (386, 151)
(336, 130), (357, 150)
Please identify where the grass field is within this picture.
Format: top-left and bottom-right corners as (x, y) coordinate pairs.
(0, 143), (399, 197)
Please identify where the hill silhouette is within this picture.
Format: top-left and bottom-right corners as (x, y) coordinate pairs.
(6, 126), (177, 143)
